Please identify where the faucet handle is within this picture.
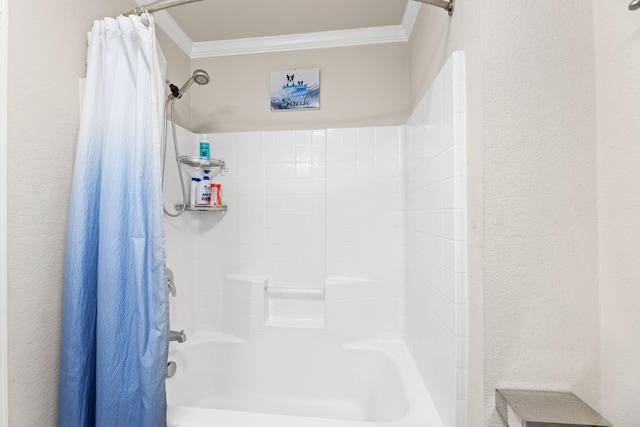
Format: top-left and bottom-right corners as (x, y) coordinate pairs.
(167, 267), (177, 297)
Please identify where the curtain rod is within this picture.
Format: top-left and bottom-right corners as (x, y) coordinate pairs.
(123, 0), (206, 17)
(412, 0), (454, 16)
(125, 0), (455, 18)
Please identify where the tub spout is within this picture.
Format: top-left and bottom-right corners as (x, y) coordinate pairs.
(169, 330), (187, 343)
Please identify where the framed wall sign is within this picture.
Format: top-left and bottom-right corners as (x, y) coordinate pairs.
(270, 68), (320, 111)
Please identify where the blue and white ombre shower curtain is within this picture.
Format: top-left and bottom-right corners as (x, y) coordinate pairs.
(59, 15), (168, 427)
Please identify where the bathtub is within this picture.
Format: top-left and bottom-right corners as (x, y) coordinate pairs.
(166, 333), (444, 427)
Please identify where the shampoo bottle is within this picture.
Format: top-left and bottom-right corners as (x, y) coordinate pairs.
(199, 134), (210, 160)
(190, 177), (201, 206)
(197, 170), (211, 205)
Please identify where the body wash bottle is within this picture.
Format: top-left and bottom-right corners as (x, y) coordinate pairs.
(196, 170), (211, 205)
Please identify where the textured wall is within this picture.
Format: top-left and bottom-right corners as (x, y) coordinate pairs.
(0, 0), (7, 424)
(481, 2), (599, 425)
(594, 3), (640, 426)
(6, 1), (137, 424)
(410, 1), (600, 425)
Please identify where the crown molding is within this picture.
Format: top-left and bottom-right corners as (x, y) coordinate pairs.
(401, 0), (421, 37)
(143, 0), (420, 58)
(191, 25), (408, 58)
(153, 10), (194, 55)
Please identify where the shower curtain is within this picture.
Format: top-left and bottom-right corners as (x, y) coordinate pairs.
(58, 15), (168, 427)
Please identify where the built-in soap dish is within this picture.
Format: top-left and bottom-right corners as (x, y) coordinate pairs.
(264, 286), (324, 328)
(496, 389), (611, 427)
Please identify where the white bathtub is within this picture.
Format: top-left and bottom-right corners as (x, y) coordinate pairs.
(166, 333), (444, 427)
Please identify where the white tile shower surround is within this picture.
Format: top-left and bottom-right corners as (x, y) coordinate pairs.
(165, 125), (405, 343)
(164, 51), (466, 427)
(405, 52), (467, 427)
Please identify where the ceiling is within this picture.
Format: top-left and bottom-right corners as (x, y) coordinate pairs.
(136, 0), (422, 58)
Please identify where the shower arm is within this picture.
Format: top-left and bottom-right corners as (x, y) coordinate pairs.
(412, 0), (455, 16)
(123, 0), (206, 17)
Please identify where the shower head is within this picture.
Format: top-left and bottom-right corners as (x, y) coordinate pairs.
(192, 69), (210, 85)
(169, 69), (210, 100)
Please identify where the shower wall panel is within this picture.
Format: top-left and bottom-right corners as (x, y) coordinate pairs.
(325, 127), (405, 341)
(404, 51), (467, 427)
(164, 124), (404, 341)
(263, 130), (326, 289)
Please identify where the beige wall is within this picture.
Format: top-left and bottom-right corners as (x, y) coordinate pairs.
(411, 1), (601, 425)
(6, 0), (134, 424)
(189, 43), (409, 133)
(0, 0), (7, 425)
(594, 3), (640, 426)
(157, 27), (192, 130)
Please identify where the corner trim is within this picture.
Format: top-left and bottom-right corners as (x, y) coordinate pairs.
(0, 0), (9, 425)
